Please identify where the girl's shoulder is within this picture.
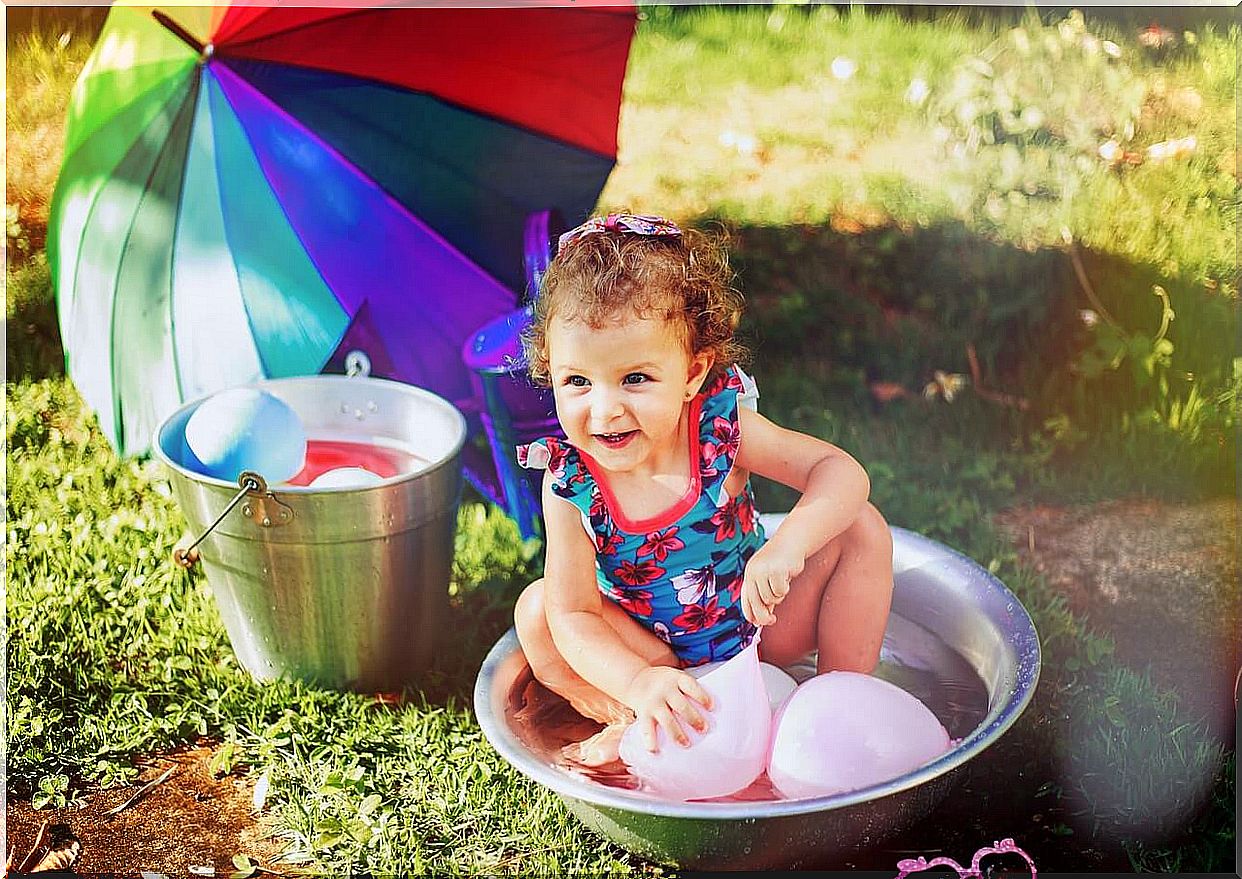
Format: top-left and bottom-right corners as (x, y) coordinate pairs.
(700, 363), (759, 417)
(516, 435), (573, 472)
(697, 364), (758, 507)
(516, 435), (593, 504)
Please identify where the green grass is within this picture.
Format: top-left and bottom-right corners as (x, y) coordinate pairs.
(5, 21), (95, 238)
(7, 5), (1236, 873)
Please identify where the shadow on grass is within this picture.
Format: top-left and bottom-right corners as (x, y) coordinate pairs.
(701, 217), (1235, 502)
(7, 255), (65, 382)
(713, 218), (1233, 409)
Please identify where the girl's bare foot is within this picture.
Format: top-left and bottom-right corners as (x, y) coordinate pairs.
(561, 721), (630, 767)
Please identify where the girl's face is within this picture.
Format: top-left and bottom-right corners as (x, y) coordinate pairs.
(547, 310), (711, 474)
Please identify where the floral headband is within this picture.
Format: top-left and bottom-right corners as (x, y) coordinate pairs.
(557, 213), (682, 251)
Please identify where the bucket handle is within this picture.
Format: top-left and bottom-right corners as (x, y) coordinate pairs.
(174, 471), (278, 569)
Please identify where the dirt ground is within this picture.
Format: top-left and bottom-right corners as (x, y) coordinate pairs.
(6, 745), (288, 878)
(7, 497), (1237, 874)
(994, 496), (1240, 746)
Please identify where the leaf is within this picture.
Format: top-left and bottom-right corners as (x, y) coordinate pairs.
(317, 771), (343, 795)
(228, 852), (257, 879)
(346, 819), (373, 845)
(313, 832), (343, 849)
(209, 744), (236, 777)
(358, 794), (382, 817)
(30, 837), (81, 872)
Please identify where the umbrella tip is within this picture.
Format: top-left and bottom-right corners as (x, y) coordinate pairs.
(203, 42), (215, 60)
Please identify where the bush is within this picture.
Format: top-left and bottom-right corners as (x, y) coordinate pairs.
(931, 10), (1146, 232)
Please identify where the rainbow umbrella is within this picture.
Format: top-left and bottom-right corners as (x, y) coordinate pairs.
(50, 3), (634, 456)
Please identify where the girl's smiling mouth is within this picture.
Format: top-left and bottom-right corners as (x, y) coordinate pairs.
(595, 430), (637, 448)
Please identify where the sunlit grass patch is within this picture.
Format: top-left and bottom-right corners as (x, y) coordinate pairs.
(6, 25), (94, 231)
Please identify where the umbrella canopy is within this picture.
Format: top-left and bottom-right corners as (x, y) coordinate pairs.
(50, 2), (634, 456)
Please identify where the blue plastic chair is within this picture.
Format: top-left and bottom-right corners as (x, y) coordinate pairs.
(459, 210), (566, 540)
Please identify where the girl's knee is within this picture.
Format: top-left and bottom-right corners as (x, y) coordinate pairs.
(513, 578), (548, 645)
(851, 502), (893, 557)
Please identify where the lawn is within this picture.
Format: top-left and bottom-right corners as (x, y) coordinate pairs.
(6, 5), (1237, 874)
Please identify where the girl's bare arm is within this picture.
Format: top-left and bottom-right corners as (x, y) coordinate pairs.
(539, 472), (657, 702)
(735, 405), (870, 560)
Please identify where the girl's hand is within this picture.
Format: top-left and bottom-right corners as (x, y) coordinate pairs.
(741, 541), (805, 626)
(624, 666), (713, 752)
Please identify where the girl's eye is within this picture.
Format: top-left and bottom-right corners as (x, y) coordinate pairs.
(566, 375), (590, 388)
(622, 373), (650, 386)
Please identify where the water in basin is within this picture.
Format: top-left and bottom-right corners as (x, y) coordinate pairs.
(504, 609), (990, 803)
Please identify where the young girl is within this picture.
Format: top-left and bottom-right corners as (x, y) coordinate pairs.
(513, 213), (894, 763)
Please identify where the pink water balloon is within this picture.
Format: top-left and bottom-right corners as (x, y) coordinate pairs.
(687, 659), (798, 715)
(767, 671), (951, 800)
(618, 639), (770, 801)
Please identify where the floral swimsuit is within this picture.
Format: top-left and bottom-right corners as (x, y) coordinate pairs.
(517, 365), (765, 666)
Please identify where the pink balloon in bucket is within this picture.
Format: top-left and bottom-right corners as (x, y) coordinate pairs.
(618, 638), (770, 801)
(767, 671), (951, 800)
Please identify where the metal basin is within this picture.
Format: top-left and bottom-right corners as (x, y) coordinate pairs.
(474, 517), (1040, 869)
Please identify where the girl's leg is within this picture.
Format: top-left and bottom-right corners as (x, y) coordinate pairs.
(758, 502), (894, 675)
(514, 578), (679, 725)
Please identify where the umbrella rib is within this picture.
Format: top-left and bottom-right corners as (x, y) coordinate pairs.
(64, 74), (194, 448)
(220, 56), (612, 227)
(165, 72), (205, 404)
(202, 72), (281, 379)
(151, 10), (206, 54)
(104, 76), (201, 450)
(56, 64), (191, 322)
(221, 6), (630, 52)
(232, 55), (619, 163)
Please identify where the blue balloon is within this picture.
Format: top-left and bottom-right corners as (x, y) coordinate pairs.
(184, 388), (307, 483)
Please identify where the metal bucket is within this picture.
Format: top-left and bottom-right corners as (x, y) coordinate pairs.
(474, 516), (1041, 869)
(155, 375), (466, 692)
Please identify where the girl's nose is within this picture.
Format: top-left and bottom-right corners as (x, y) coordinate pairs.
(590, 388), (624, 422)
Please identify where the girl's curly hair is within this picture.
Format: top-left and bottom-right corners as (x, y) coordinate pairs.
(522, 224), (748, 386)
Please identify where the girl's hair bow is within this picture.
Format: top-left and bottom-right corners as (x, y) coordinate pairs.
(557, 213), (682, 251)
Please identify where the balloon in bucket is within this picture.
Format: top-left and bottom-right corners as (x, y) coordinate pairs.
(184, 388), (307, 483)
(310, 466), (384, 489)
(618, 638), (770, 801)
(767, 671), (951, 800)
